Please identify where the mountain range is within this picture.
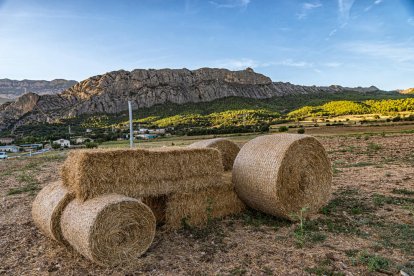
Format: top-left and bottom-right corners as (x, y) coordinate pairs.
(0, 78), (77, 99)
(0, 67), (398, 132)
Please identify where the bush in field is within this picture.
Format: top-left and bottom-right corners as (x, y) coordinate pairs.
(279, 126), (288, 132)
(51, 143), (61, 150)
(297, 128), (305, 134)
(85, 142), (98, 149)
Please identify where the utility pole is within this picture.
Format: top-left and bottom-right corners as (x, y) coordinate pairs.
(128, 101), (134, 148)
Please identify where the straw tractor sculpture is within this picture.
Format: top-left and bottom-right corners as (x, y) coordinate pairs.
(32, 134), (332, 267)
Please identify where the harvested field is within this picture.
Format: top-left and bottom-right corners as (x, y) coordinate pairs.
(0, 133), (413, 275)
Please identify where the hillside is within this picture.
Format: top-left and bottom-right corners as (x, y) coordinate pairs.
(8, 91), (411, 140)
(0, 67), (389, 133)
(0, 78), (77, 99)
(288, 98), (414, 119)
(401, 88), (414, 94)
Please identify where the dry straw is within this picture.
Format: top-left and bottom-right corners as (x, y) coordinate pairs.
(31, 181), (74, 244)
(60, 194), (156, 267)
(164, 172), (245, 229)
(189, 138), (240, 171)
(61, 147), (224, 201)
(142, 195), (167, 225)
(233, 134), (332, 220)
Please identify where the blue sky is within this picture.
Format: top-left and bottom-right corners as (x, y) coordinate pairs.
(0, 0), (413, 90)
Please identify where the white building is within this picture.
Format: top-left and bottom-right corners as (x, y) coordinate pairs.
(149, 128), (166, 134)
(0, 145), (20, 153)
(53, 139), (71, 148)
(75, 137), (93, 144)
(0, 137), (14, 144)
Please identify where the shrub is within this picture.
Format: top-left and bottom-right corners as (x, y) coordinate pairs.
(392, 116), (401, 122)
(297, 128), (305, 134)
(85, 142), (98, 149)
(278, 126), (288, 132)
(51, 143), (61, 150)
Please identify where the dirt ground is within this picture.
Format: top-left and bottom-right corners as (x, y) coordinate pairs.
(0, 132), (413, 275)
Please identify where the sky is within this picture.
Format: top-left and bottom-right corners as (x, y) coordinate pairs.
(0, 0), (413, 90)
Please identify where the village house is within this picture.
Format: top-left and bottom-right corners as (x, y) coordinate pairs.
(19, 144), (43, 151)
(53, 139), (71, 148)
(0, 145), (20, 153)
(0, 137), (14, 144)
(75, 137), (94, 144)
(135, 134), (158, 140)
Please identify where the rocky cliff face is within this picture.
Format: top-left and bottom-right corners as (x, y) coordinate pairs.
(400, 88), (414, 94)
(0, 68), (381, 131)
(0, 78), (77, 99)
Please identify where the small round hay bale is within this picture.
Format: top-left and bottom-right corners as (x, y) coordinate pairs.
(61, 194), (156, 267)
(189, 138), (240, 171)
(31, 181), (74, 244)
(233, 134), (332, 220)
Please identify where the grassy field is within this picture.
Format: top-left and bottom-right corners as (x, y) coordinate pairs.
(0, 126), (413, 275)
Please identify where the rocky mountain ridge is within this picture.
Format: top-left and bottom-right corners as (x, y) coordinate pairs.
(0, 78), (77, 99)
(400, 88), (414, 94)
(0, 68), (383, 132)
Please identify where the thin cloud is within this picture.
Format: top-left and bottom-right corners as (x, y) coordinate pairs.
(278, 59), (313, 67)
(342, 41), (414, 63)
(323, 62), (342, 68)
(408, 17), (414, 26)
(209, 0), (250, 9)
(338, 0), (356, 23)
(329, 29), (338, 37)
(213, 58), (314, 70)
(212, 58), (258, 70)
(297, 1), (322, 20)
(262, 59), (313, 68)
(364, 0), (384, 12)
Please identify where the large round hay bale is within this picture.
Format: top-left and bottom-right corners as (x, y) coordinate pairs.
(60, 194), (156, 267)
(31, 181), (74, 244)
(189, 138), (240, 171)
(233, 134), (332, 220)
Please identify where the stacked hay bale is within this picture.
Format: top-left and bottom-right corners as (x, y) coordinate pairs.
(32, 134), (331, 267)
(232, 134), (332, 220)
(165, 172), (245, 229)
(60, 146), (245, 229)
(33, 144), (245, 266)
(188, 138), (240, 171)
(61, 147), (223, 200)
(32, 181), (74, 244)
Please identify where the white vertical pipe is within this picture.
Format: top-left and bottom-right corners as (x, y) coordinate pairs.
(128, 101), (134, 148)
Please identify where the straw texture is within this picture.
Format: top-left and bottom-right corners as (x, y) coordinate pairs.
(233, 134), (332, 220)
(31, 181), (74, 244)
(142, 195), (167, 225)
(189, 138), (240, 171)
(165, 172), (246, 229)
(60, 194), (156, 267)
(61, 147), (224, 201)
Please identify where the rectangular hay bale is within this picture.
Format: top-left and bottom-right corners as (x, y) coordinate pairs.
(164, 172), (246, 229)
(61, 147), (224, 201)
